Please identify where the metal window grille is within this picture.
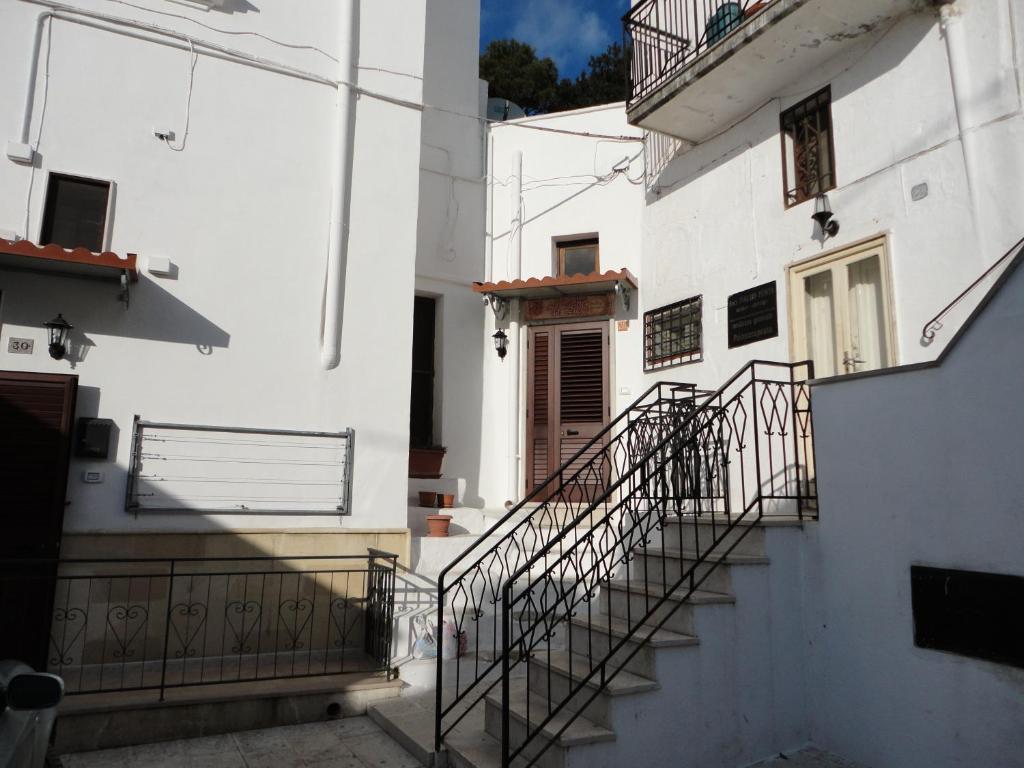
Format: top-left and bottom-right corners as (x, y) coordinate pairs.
(644, 296), (702, 370)
(781, 86), (835, 206)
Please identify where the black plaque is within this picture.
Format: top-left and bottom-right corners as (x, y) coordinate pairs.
(728, 281), (778, 348)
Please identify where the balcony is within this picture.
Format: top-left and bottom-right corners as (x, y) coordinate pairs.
(624, 0), (919, 142)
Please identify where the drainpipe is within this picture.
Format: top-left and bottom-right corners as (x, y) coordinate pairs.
(321, 1), (358, 370)
(939, 1), (986, 256)
(15, 11), (52, 159)
(506, 151), (523, 504)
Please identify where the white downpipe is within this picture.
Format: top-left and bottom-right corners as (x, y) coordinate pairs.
(940, 2), (986, 255)
(321, 1), (359, 369)
(19, 11), (51, 148)
(507, 151), (523, 504)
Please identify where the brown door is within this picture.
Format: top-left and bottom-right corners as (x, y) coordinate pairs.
(526, 322), (609, 501)
(0, 371), (78, 668)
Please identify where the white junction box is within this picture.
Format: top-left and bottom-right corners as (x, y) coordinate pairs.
(5, 141), (34, 164)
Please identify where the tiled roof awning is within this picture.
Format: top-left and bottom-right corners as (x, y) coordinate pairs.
(472, 269), (637, 299)
(0, 238), (138, 306)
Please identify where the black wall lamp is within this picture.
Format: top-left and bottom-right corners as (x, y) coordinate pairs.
(812, 194), (840, 239)
(45, 314), (72, 360)
(492, 329), (508, 360)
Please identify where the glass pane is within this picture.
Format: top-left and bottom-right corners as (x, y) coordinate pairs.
(563, 247), (597, 276)
(804, 271), (837, 377)
(847, 255), (888, 372)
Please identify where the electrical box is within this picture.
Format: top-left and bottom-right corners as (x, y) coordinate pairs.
(5, 141), (34, 164)
(75, 418), (114, 459)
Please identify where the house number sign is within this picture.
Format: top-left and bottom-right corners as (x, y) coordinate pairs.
(728, 281), (778, 348)
(7, 337), (34, 354)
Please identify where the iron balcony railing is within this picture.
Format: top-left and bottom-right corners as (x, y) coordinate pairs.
(624, 0), (769, 108)
(0, 550), (397, 700)
(434, 381), (707, 750)
(499, 360), (816, 766)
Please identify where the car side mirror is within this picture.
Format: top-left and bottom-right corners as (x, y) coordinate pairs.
(3, 673), (64, 711)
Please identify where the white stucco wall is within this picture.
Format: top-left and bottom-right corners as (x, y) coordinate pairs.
(480, 105), (646, 506)
(413, 0), (490, 508)
(638, 0), (1024, 390)
(804, 258), (1024, 768)
(0, 0), (448, 533)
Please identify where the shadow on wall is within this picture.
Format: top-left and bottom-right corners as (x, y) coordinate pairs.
(184, 0), (260, 14)
(0, 386), (403, 719)
(0, 271), (230, 351)
(644, 10), (937, 205)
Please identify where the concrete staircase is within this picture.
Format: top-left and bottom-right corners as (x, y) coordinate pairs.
(371, 515), (814, 768)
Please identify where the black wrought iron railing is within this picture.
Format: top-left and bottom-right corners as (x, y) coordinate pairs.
(499, 360), (816, 766)
(624, 0), (769, 107)
(434, 381), (706, 750)
(0, 550), (397, 699)
(921, 234), (1024, 343)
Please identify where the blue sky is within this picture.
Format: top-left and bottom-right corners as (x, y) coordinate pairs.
(480, 0), (631, 79)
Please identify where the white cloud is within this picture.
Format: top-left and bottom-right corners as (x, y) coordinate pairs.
(511, 0), (614, 75)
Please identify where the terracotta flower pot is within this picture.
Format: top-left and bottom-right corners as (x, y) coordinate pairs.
(409, 447), (446, 479)
(418, 491), (438, 507)
(744, 1), (768, 19)
(426, 514), (453, 537)
(437, 493), (455, 509)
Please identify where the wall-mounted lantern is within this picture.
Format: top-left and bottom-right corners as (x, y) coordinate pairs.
(812, 194), (840, 239)
(492, 329), (508, 360)
(44, 314), (72, 360)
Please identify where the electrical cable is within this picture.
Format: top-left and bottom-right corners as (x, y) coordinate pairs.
(163, 37), (197, 152)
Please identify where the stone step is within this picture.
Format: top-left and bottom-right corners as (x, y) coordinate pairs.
(526, 650), (658, 728)
(659, 517), (771, 557)
(483, 678), (615, 768)
(602, 580), (734, 635)
(57, 672), (403, 753)
(630, 546), (769, 593)
(567, 612), (699, 678)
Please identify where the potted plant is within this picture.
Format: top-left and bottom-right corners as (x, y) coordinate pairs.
(437, 492), (455, 509)
(418, 491), (438, 507)
(409, 446), (446, 479)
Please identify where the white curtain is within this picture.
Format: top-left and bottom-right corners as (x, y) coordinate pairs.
(804, 271), (837, 377)
(847, 256), (887, 371)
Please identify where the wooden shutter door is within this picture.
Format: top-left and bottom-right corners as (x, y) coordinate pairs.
(527, 328), (553, 495)
(0, 371), (78, 669)
(555, 324), (608, 502)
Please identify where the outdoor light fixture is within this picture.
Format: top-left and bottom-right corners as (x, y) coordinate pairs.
(45, 314), (72, 360)
(812, 194), (840, 239)
(492, 329), (509, 360)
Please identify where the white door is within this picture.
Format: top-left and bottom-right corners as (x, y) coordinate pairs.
(790, 237), (896, 377)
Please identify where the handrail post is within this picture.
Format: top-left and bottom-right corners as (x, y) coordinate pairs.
(435, 572), (445, 753)
(158, 558), (175, 702)
(501, 580), (512, 768)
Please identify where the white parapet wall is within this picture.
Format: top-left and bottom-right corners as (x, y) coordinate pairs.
(805, 254), (1024, 768)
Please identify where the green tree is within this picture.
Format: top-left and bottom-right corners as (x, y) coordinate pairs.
(481, 40), (629, 115)
(568, 43), (628, 109)
(480, 39), (560, 114)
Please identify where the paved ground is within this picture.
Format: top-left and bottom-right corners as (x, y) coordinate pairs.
(748, 747), (867, 768)
(59, 715), (421, 768)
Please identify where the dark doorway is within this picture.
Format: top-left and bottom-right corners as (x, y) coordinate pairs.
(0, 371), (78, 669)
(410, 296), (437, 448)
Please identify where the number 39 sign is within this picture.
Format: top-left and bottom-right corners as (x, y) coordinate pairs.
(7, 337), (34, 354)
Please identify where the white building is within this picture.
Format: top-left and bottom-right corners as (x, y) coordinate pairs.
(1, 0), (1022, 766)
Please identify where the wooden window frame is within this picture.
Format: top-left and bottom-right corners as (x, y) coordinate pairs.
(780, 86), (836, 208)
(555, 237), (600, 277)
(787, 233), (898, 377)
(644, 295), (703, 371)
(39, 172), (114, 253)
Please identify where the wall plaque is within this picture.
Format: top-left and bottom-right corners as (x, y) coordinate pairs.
(525, 293), (614, 322)
(7, 337), (34, 355)
(728, 282), (778, 348)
